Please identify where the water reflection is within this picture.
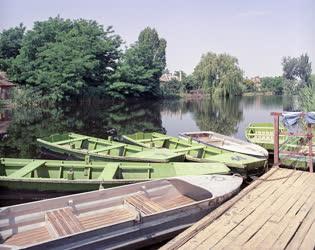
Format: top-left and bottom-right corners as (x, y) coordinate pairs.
(0, 96), (292, 158)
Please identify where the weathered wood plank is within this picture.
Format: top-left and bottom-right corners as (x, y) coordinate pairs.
(161, 167), (279, 250)
(178, 168), (292, 249)
(201, 170), (304, 249)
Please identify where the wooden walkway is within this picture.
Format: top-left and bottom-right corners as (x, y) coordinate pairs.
(161, 167), (315, 250)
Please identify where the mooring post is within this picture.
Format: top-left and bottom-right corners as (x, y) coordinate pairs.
(272, 112), (280, 167)
(307, 123), (313, 173)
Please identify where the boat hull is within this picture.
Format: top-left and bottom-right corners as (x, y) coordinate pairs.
(7, 184), (240, 250)
(180, 131), (269, 158)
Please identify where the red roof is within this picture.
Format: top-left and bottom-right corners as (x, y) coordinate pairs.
(0, 79), (15, 88)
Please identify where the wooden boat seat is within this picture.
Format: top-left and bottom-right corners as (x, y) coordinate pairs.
(78, 208), (135, 230)
(156, 194), (195, 209)
(4, 226), (51, 247)
(125, 192), (166, 215)
(45, 207), (84, 237)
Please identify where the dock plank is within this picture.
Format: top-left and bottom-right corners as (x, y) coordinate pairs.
(162, 168), (315, 250)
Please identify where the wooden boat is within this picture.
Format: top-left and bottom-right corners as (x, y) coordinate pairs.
(122, 132), (267, 175)
(0, 175), (243, 249)
(0, 158), (230, 195)
(37, 133), (186, 163)
(179, 131), (268, 158)
(245, 123), (314, 170)
(245, 122), (288, 150)
(245, 122), (315, 150)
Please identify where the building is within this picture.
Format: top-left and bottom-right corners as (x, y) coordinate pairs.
(160, 71), (182, 82)
(0, 73), (15, 99)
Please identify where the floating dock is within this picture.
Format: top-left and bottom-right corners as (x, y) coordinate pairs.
(162, 167), (315, 250)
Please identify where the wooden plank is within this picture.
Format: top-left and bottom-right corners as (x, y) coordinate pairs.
(200, 170), (305, 249)
(97, 163), (119, 180)
(177, 168), (293, 250)
(160, 167), (279, 250)
(125, 193), (165, 215)
(244, 173), (315, 249)
(89, 144), (124, 154)
(232, 172), (314, 248)
(257, 191), (315, 249)
(137, 136), (171, 143)
(286, 197), (315, 249)
(299, 220), (315, 250)
(54, 136), (90, 145)
(8, 160), (46, 178)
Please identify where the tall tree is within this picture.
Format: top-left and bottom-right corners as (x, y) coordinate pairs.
(193, 52), (243, 96)
(7, 17), (122, 102)
(109, 27), (166, 98)
(0, 23), (25, 70)
(282, 54), (312, 87)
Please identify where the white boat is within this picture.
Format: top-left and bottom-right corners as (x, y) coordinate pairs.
(180, 131), (269, 158)
(0, 175), (242, 249)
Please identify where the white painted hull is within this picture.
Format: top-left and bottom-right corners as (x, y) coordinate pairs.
(180, 131), (269, 158)
(0, 175), (242, 249)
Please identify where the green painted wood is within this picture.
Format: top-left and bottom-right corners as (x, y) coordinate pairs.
(54, 136), (90, 145)
(90, 144), (124, 153)
(97, 163), (119, 180)
(37, 132), (186, 163)
(8, 160), (46, 178)
(0, 158), (232, 192)
(123, 132), (267, 173)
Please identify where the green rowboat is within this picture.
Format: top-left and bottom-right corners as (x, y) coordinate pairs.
(245, 123), (314, 170)
(37, 133), (186, 163)
(122, 132), (267, 174)
(0, 158), (231, 194)
(245, 123), (288, 150)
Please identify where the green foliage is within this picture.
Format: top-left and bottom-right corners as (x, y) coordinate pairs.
(299, 75), (315, 111)
(11, 86), (47, 107)
(109, 27), (166, 98)
(0, 24), (25, 70)
(8, 17), (122, 102)
(242, 79), (257, 92)
(193, 52), (243, 97)
(260, 76), (283, 94)
(282, 54), (312, 94)
(182, 75), (199, 92)
(160, 79), (183, 97)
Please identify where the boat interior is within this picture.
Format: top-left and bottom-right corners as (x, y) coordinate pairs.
(42, 133), (145, 157)
(126, 132), (225, 159)
(0, 178), (213, 247)
(0, 159), (176, 180)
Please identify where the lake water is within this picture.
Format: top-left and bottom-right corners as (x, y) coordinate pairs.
(0, 95), (298, 158)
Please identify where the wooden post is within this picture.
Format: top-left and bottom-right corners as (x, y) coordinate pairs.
(307, 124), (313, 173)
(272, 112), (280, 167)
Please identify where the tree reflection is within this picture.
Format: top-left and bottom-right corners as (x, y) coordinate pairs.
(0, 100), (164, 158)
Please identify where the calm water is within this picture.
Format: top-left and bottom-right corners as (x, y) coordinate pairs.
(0, 95), (298, 158)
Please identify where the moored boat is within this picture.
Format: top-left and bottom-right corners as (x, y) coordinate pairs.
(123, 132), (267, 175)
(245, 122), (288, 150)
(0, 158), (230, 195)
(245, 122), (314, 169)
(37, 133), (186, 163)
(179, 131), (268, 158)
(0, 174), (242, 249)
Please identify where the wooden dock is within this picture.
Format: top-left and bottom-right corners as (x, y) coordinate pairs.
(161, 167), (315, 250)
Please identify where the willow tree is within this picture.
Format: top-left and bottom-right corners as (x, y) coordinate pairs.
(193, 52), (243, 96)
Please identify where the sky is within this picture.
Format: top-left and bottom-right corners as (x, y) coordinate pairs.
(0, 0), (314, 77)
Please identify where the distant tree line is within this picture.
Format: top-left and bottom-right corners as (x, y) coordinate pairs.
(0, 16), (313, 104)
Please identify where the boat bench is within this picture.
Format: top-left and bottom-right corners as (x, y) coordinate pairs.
(125, 192), (166, 215)
(45, 207), (84, 237)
